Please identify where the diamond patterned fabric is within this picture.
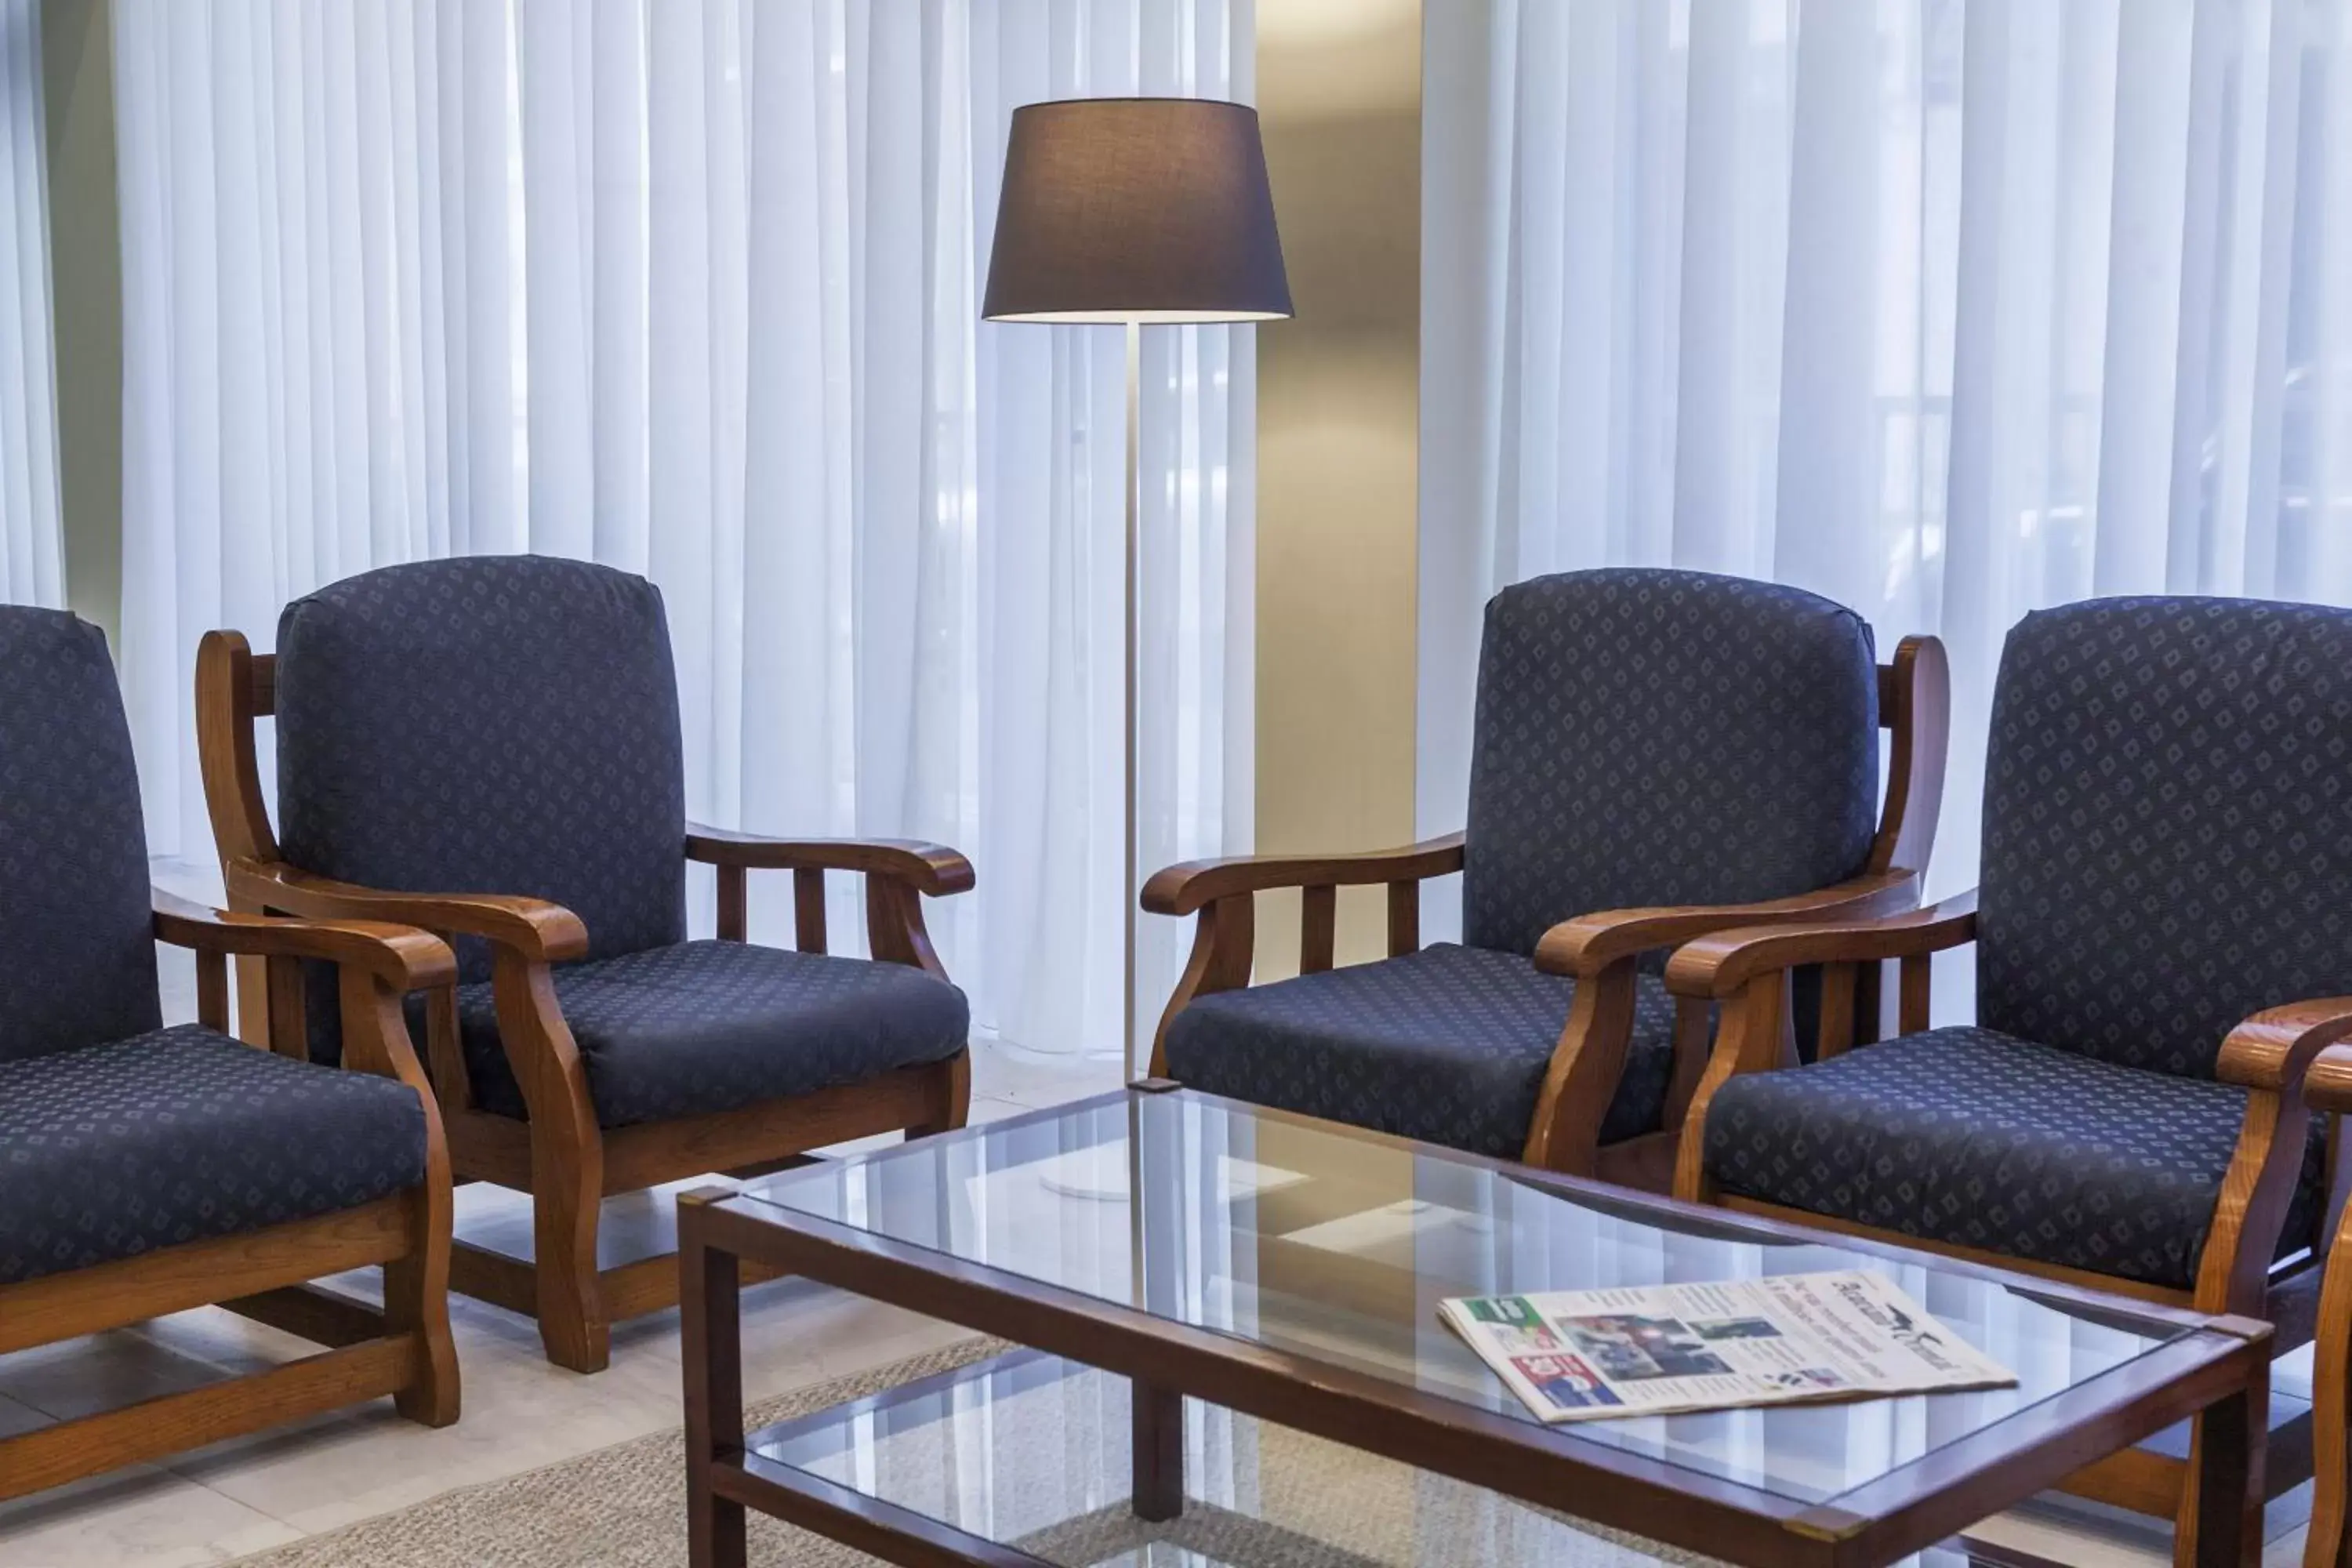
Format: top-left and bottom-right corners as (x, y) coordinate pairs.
(1978, 597), (2352, 1078)
(277, 556), (689, 982)
(275, 556), (689, 1063)
(429, 939), (970, 1127)
(1702, 1025), (2327, 1290)
(0, 608), (162, 1063)
(1163, 943), (1680, 1158)
(0, 1025), (428, 1285)
(1463, 568), (1880, 958)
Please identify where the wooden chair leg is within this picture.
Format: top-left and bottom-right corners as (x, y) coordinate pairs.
(386, 1182), (459, 1426)
(531, 1115), (611, 1374)
(493, 950), (612, 1373)
(2307, 1206), (2352, 1567)
(909, 1049), (971, 1140)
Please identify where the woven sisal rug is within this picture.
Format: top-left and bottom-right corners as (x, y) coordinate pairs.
(231, 1336), (1722, 1566)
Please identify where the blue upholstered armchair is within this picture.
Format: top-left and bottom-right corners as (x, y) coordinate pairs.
(1145, 568), (1949, 1185)
(193, 557), (974, 1374)
(0, 608), (458, 1499)
(1670, 595), (2352, 1523)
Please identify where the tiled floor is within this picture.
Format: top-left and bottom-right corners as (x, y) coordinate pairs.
(0, 936), (2322, 1566)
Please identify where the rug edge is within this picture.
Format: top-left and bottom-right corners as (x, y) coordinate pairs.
(221, 1333), (1009, 1566)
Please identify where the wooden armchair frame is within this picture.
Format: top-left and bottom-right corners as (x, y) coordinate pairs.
(2295, 1042), (2352, 1568)
(195, 631), (974, 1374)
(1143, 634), (1951, 1187)
(1668, 902), (2352, 1522)
(0, 892), (458, 1502)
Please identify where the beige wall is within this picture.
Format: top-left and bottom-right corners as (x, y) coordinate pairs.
(41, 0), (120, 647)
(1252, 0), (1421, 978)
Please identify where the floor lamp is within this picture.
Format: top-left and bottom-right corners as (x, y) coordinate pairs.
(982, 98), (1291, 1076)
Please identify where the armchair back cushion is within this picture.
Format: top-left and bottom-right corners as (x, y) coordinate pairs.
(1462, 568), (1881, 957)
(0, 609), (162, 1062)
(275, 556), (688, 989)
(1978, 596), (2352, 1079)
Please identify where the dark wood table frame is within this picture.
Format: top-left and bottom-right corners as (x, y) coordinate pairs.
(678, 1090), (2274, 1568)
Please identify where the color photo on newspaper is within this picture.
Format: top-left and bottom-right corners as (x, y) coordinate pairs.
(1439, 1270), (2017, 1422)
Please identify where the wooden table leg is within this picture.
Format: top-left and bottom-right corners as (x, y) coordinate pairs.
(681, 1192), (748, 1568)
(2176, 1354), (2267, 1568)
(1131, 1377), (1184, 1523)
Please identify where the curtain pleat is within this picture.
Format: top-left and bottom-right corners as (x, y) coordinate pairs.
(0, 0), (64, 611)
(114, 0), (1255, 1060)
(1423, 0), (2352, 953)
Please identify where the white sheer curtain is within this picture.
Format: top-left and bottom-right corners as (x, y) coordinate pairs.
(113, 0), (1254, 1059)
(1424, 0), (2352, 953)
(0, 0), (63, 608)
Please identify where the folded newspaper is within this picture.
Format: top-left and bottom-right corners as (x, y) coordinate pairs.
(1439, 1270), (2016, 1422)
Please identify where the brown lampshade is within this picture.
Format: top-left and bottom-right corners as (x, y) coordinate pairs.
(983, 98), (1292, 325)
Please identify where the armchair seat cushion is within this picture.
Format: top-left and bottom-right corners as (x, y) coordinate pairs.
(0, 1025), (429, 1286)
(445, 939), (970, 1127)
(1702, 1025), (2329, 1290)
(1163, 942), (1679, 1159)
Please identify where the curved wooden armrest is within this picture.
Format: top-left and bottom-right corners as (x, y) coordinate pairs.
(2302, 1044), (2352, 1115)
(225, 858), (589, 963)
(154, 888), (457, 992)
(683, 825), (975, 896)
(1664, 890), (1980, 1000)
(1142, 832), (1465, 916)
(1534, 869), (1921, 978)
(2216, 998), (2352, 1095)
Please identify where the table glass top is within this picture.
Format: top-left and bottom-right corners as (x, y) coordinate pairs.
(738, 1089), (2198, 1509)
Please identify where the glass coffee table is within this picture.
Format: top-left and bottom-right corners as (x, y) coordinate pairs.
(677, 1085), (2269, 1568)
